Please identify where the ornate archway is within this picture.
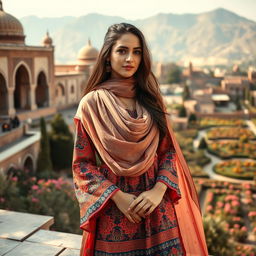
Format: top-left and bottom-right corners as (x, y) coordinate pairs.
(56, 83), (65, 106)
(14, 65), (30, 110)
(23, 156), (34, 173)
(36, 71), (49, 108)
(0, 73), (8, 115)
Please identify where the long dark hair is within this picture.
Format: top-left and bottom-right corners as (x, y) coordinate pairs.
(83, 23), (168, 140)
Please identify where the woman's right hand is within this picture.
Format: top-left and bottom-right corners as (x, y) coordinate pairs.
(111, 190), (142, 223)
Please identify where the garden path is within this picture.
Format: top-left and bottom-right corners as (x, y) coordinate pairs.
(193, 129), (254, 184)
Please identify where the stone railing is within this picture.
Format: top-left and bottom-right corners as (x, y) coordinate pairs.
(0, 209), (81, 256)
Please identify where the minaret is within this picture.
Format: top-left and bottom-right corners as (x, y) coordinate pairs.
(188, 61), (193, 77)
(42, 30), (53, 47)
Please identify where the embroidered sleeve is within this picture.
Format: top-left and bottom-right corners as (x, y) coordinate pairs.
(72, 117), (120, 232)
(156, 134), (181, 204)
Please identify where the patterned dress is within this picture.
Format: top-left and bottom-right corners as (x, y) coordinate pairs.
(72, 109), (185, 256)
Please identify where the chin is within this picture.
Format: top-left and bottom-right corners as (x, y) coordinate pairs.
(121, 71), (135, 78)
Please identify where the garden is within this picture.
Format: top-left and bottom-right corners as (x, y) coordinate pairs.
(202, 180), (256, 256)
(207, 127), (256, 140)
(175, 129), (210, 178)
(214, 159), (256, 180)
(198, 118), (246, 129)
(0, 169), (81, 234)
(207, 140), (256, 159)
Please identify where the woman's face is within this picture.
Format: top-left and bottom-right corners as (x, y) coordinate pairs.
(109, 33), (142, 79)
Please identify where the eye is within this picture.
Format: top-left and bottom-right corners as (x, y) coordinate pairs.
(134, 50), (142, 55)
(117, 49), (126, 54)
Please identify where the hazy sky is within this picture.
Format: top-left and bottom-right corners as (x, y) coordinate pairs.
(4, 0), (256, 21)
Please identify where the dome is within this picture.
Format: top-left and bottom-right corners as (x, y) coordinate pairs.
(42, 31), (53, 47)
(77, 39), (99, 61)
(0, 1), (25, 44)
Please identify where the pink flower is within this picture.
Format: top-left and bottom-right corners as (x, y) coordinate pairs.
(248, 211), (256, 217)
(241, 226), (247, 232)
(243, 183), (251, 189)
(31, 197), (39, 203)
(225, 195), (239, 201)
(231, 200), (240, 207)
(38, 179), (44, 185)
(232, 217), (241, 221)
(245, 190), (252, 196)
(216, 201), (224, 208)
(224, 203), (231, 213)
(206, 205), (213, 212)
(244, 198), (253, 204)
(215, 209), (222, 215)
(234, 224), (240, 229)
(31, 185), (39, 190)
(229, 228), (235, 234)
(0, 197), (5, 203)
(11, 176), (18, 182)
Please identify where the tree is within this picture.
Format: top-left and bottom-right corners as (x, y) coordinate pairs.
(167, 64), (181, 84)
(49, 113), (74, 171)
(234, 96), (242, 111)
(36, 118), (53, 178)
(188, 113), (197, 123)
(178, 105), (187, 117)
(182, 84), (190, 100)
(198, 137), (207, 149)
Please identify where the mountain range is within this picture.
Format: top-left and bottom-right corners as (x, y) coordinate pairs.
(20, 8), (256, 66)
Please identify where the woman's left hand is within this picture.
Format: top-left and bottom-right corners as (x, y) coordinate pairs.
(127, 182), (167, 217)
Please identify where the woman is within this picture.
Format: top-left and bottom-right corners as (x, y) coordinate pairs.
(72, 23), (208, 256)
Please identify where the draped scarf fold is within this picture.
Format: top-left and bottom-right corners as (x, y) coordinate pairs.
(75, 77), (160, 177)
(76, 76), (208, 255)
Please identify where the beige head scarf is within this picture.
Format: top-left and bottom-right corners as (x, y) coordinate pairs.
(75, 77), (160, 177)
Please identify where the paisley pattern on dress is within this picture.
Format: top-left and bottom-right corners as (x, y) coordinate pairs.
(72, 117), (184, 255)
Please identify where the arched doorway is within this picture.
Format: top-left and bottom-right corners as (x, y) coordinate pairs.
(56, 83), (65, 106)
(36, 71), (49, 108)
(0, 73), (8, 115)
(14, 65), (30, 110)
(23, 156), (34, 173)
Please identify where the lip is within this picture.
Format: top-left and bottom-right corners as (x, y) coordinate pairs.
(123, 65), (134, 70)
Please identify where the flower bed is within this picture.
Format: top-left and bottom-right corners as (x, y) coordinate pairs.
(214, 160), (256, 180)
(0, 170), (81, 234)
(198, 118), (245, 129)
(207, 127), (255, 140)
(203, 181), (256, 254)
(208, 140), (256, 159)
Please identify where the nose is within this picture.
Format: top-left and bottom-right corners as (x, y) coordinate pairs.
(126, 52), (134, 62)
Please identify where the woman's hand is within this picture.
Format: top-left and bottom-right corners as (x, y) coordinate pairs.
(128, 182), (167, 217)
(111, 190), (142, 223)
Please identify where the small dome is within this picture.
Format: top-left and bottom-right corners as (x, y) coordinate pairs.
(42, 31), (53, 47)
(77, 39), (98, 61)
(0, 1), (25, 44)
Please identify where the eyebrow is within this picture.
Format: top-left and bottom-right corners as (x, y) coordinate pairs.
(117, 45), (142, 49)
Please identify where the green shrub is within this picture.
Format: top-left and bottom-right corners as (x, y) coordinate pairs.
(49, 113), (74, 171)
